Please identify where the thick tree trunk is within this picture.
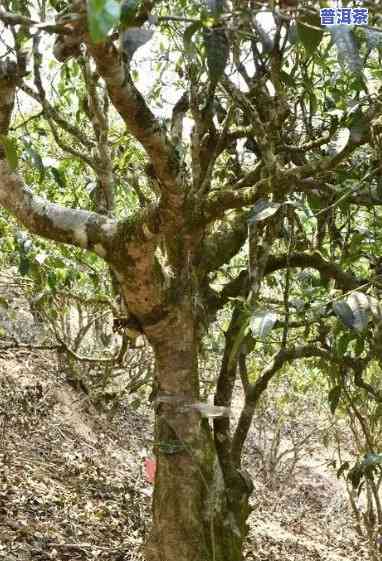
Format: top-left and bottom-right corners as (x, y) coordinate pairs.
(144, 302), (252, 561)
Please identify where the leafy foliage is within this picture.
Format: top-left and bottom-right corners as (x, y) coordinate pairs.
(120, 0), (141, 28)
(0, 135), (18, 170)
(297, 14), (323, 55)
(88, 0), (121, 43)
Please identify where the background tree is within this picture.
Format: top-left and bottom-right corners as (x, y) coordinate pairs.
(1, 1), (382, 560)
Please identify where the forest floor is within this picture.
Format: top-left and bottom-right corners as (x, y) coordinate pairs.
(0, 348), (368, 561)
(0, 285), (370, 561)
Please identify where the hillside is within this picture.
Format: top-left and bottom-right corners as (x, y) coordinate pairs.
(0, 343), (366, 561)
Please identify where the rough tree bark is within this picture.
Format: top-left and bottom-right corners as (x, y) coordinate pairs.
(142, 297), (253, 561)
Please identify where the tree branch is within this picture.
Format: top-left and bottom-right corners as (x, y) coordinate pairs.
(231, 345), (331, 466)
(0, 58), (117, 255)
(0, 8), (74, 34)
(266, 251), (362, 291)
(0, 160), (118, 254)
(213, 307), (242, 479)
(199, 113), (374, 221)
(83, 37), (182, 198)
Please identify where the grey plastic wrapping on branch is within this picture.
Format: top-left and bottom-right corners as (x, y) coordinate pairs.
(119, 27), (154, 62)
(206, 0), (224, 14)
(153, 393), (231, 418)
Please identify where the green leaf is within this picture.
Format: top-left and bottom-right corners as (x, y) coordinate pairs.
(336, 332), (353, 355)
(50, 167), (66, 190)
(88, 0), (121, 43)
(120, 0), (140, 28)
(297, 14), (323, 55)
(307, 193), (323, 212)
(347, 292), (370, 332)
(374, 404), (382, 419)
(203, 26), (229, 84)
(349, 111), (369, 143)
(280, 70), (296, 88)
(25, 145), (45, 182)
(327, 127), (350, 155)
(333, 300), (356, 330)
(47, 271), (57, 291)
(250, 310), (278, 340)
(184, 21), (202, 55)
(287, 23), (298, 45)
(18, 253), (30, 276)
(205, 0), (224, 15)
(309, 92), (318, 115)
(248, 200), (281, 224)
(362, 453), (382, 468)
(0, 135), (19, 170)
(354, 336), (365, 357)
(334, 292), (370, 332)
(328, 384), (342, 414)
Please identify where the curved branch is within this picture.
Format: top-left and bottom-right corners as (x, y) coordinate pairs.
(214, 249), (361, 317)
(231, 345), (331, 466)
(266, 251), (362, 291)
(200, 116), (373, 221)
(201, 179), (269, 221)
(0, 160), (117, 255)
(0, 7), (74, 33)
(0, 53), (118, 256)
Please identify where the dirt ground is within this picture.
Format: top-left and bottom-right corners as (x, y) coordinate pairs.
(0, 342), (370, 561)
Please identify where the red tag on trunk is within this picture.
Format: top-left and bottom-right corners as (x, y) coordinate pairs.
(144, 457), (157, 483)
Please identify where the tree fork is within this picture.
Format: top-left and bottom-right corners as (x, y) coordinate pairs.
(143, 303), (252, 561)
